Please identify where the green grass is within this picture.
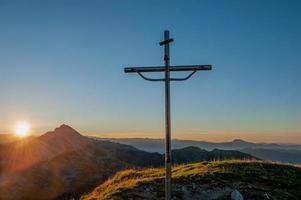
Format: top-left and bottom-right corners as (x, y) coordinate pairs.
(81, 160), (301, 200)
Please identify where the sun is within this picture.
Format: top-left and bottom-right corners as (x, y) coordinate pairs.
(15, 122), (30, 137)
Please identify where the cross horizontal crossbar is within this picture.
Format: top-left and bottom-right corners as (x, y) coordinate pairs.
(124, 65), (212, 73)
(159, 38), (174, 46)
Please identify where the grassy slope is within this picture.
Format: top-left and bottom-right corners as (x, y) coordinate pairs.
(81, 160), (301, 200)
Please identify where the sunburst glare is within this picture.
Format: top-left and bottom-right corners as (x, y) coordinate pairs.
(15, 122), (30, 137)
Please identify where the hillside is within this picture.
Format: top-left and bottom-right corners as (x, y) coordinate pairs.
(81, 160), (301, 200)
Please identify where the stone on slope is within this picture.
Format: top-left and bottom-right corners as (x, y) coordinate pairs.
(231, 189), (243, 200)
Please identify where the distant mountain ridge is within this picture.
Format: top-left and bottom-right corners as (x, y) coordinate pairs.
(102, 138), (301, 153)
(102, 137), (301, 164)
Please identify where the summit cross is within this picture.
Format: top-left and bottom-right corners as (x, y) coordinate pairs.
(124, 30), (212, 200)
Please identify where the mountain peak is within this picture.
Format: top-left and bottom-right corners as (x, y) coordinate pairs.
(59, 124), (71, 128)
(175, 146), (207, 153)
(54, 124), (78, 133)
(39, 125), (90, 150)
(231, 139), (249, 144)
(39, 124), (83, 138)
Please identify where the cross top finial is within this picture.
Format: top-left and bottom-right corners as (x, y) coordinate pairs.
(159, 30), (174, 46)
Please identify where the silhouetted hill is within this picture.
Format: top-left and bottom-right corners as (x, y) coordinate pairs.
(81, 160), (301, 200)
(171, 146), (257, 164)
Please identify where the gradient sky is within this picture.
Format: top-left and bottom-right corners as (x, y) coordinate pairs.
(0, 0), (300, 143)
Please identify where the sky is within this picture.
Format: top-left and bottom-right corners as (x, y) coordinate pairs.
(0, 0), (300, 143)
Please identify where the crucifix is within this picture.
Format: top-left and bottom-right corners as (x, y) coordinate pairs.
(124, 30), (212, 200)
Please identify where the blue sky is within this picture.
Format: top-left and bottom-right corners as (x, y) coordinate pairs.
(0, 0), (300, 143)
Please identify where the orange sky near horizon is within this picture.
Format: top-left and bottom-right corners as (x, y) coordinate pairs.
(89, 131), (301, 144)
(1, 130), (301, 144)
(1, 123), (300, 144)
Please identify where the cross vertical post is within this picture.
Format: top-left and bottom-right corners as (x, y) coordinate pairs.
(163, 30), (172, 200)
(124, 30), (212, 200)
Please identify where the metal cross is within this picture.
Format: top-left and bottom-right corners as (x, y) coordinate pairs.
(124, 30), (212, 200)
